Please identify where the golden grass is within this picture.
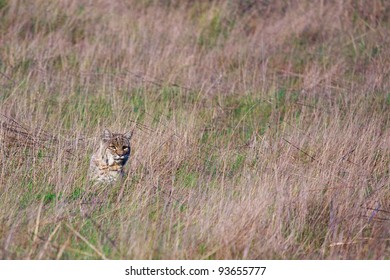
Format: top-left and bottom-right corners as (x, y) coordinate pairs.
(0, 0), (389, 259)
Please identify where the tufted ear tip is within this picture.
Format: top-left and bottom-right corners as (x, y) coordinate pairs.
(101, 128), (112, 141)
(124, 131), (133, 140)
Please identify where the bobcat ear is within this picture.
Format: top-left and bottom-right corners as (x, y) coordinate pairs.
(101, 129), (112, 141)
(124, 131), (133, 140)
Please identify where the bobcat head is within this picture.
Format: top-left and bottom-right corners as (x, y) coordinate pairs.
(99, 129), (132, 167)
(89, 128), (133, 183)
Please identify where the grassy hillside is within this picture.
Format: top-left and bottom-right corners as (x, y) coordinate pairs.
(0, 0), (389, 259)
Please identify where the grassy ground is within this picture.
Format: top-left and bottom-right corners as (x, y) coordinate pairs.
(0, 0), (389, 259)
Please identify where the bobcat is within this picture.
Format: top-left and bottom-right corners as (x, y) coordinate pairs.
(88, 129), (132, 183)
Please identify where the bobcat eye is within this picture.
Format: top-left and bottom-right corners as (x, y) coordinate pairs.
(123, 146), (129, 150)
(109, 145), (116, 150)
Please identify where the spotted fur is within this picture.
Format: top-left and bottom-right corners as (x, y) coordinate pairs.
(88, 129), (132, 183)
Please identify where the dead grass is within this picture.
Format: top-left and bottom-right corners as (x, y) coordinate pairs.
(0, 0), (389, 259)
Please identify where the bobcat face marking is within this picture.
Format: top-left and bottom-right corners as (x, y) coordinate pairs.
(89, 129), (133, 183)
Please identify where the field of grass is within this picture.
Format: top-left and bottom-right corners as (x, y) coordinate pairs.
(0, 0), (389, 259)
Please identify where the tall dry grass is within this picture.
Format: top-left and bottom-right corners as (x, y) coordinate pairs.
(0, 0), (389, 259)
